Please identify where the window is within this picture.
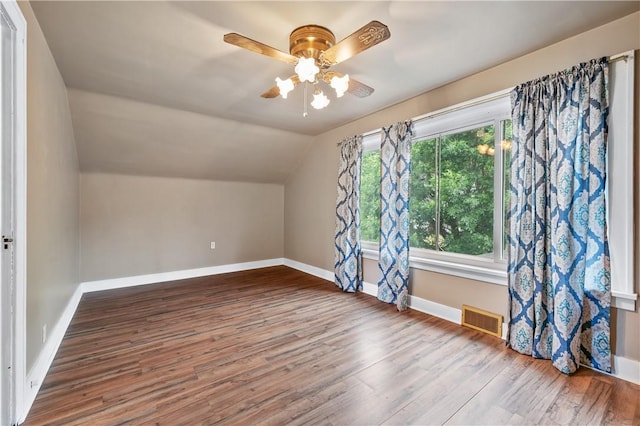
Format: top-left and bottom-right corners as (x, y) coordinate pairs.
(607, 51), (636, 310)
(361, 53), (635, 310)
(361, 93), (511, 284)
(410, 122), (512, 259)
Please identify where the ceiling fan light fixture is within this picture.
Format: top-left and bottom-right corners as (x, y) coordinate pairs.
(275, 77), (294, 99)
(330, 74), (350, 98)
(224, 20), (391, 115)
(311, 89), (330, 110)
(295, 57), (319, 83)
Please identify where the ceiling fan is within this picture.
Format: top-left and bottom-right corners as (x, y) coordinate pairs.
(223, 21), (390, 114)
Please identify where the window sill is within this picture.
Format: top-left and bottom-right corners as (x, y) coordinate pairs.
(612, 291), (637, 311)
(362, 248), (637, 311)
(362, 247), (507, 286)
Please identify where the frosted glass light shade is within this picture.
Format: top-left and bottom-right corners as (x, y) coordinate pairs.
(311, 90), (330, 109)
(275, 77), (294, 99)
(330, 74), (349, 98)
(295, 57), (319, 83)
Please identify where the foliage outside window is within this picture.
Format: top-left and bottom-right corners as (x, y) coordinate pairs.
(360, 149), (380, 243)
(360, 94), (512, 280)
(410, 124), (497, 256)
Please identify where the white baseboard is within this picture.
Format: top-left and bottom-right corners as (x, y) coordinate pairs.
(407, 294), (462, 324)
(283, 258), (334, 282)
(82, 258), (284, 293)
(362, 280), (377, 296)
(22, 284), (84, 422)
(612, 355), (640, 385)
(367, 280), (463, 325)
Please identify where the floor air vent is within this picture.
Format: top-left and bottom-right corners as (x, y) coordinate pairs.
(461, 305), (503, 338)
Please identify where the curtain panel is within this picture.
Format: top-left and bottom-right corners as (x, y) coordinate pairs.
(334, 135), (363, 292)
(378, 121), (413, 310)
(508, 57), (611, 374)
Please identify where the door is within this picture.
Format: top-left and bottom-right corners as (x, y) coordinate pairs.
(0, 3), (16, 424)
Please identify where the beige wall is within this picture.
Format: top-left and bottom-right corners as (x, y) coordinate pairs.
(20, 2), (80, 370)
(284, 12), (640, 360)
(80, 173), (284, 282)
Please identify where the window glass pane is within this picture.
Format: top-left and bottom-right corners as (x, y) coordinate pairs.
(410, 137), (437, 250)
(501, 119), (512, 259)
(438, 125), (495, 256)
(360, 149), (380, 242)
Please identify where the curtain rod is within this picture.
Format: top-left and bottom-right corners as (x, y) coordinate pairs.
(355, 53), (630, 141)
(609, 53), (629, 63)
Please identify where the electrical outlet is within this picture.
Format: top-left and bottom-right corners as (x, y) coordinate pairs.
(42, 324), (47, 343)
(210, 241), (216, 249)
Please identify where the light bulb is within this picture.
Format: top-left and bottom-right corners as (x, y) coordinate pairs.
(295, 57), (319, 83)
(330, 74), (349, 98)
(275, 77), (294, 99)
(311, 90), (330, 110)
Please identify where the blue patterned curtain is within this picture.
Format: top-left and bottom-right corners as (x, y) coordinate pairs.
(378, 121), (413, 310)
(508, 58), (610, 374)
(335, 135), (363, 292)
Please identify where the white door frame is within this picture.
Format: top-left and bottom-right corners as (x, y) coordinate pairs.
(0, 1), (26, 425)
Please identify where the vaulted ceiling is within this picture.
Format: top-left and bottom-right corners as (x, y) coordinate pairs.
(30, 1), (639, 183)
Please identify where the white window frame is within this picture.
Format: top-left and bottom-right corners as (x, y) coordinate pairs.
(607, 51), (636, 311)
(362, 89), (511, 286)
(361, 55), (636, 311)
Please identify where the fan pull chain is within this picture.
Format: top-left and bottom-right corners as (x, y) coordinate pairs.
(303, 82), (308, 117)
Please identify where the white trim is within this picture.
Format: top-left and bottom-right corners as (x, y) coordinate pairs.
(414, 87), (513, 123)
(365, 281), (463, 326)
(607, 50), (635, 311)
(82, 258), (284, 293)
(409, 255), (507, 286)
(282, 258), (334, 282)
(611, 291), (638, 311)
(0, 1), (27, 424)
(579, 355), (640, 386)
(22, 285), (83, 422)
(360, 87), (513, 149)
(611, 355), (640, 385)
(412, 94), (511, 141)
(362, 280), (377, 296)
(363, 248), (507, 286)
(407, 295), (462, 325)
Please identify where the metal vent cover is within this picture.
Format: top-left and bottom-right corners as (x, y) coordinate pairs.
(461, 305), (503, 338)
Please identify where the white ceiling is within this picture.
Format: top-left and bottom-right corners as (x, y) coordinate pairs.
(31, 1), (639, 183)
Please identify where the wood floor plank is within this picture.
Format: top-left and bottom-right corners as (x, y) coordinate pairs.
(22, 266), (640, 425)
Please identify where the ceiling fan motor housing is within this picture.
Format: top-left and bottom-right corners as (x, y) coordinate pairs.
(289, 25), (335, 60)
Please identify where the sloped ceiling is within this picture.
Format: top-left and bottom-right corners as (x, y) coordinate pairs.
(31, 1), (639, 183)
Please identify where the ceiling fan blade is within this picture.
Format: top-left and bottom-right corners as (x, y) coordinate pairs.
(224, 33), (298, 65)
(347, 77), (375, 98)
(320, 20), (390, 65)
(261, 75), (300, 99)
(261, 86), (281, 99)
(323, 72), (374, 98)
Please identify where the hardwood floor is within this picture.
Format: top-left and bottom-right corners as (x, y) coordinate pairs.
(23, 266), (639, 425)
